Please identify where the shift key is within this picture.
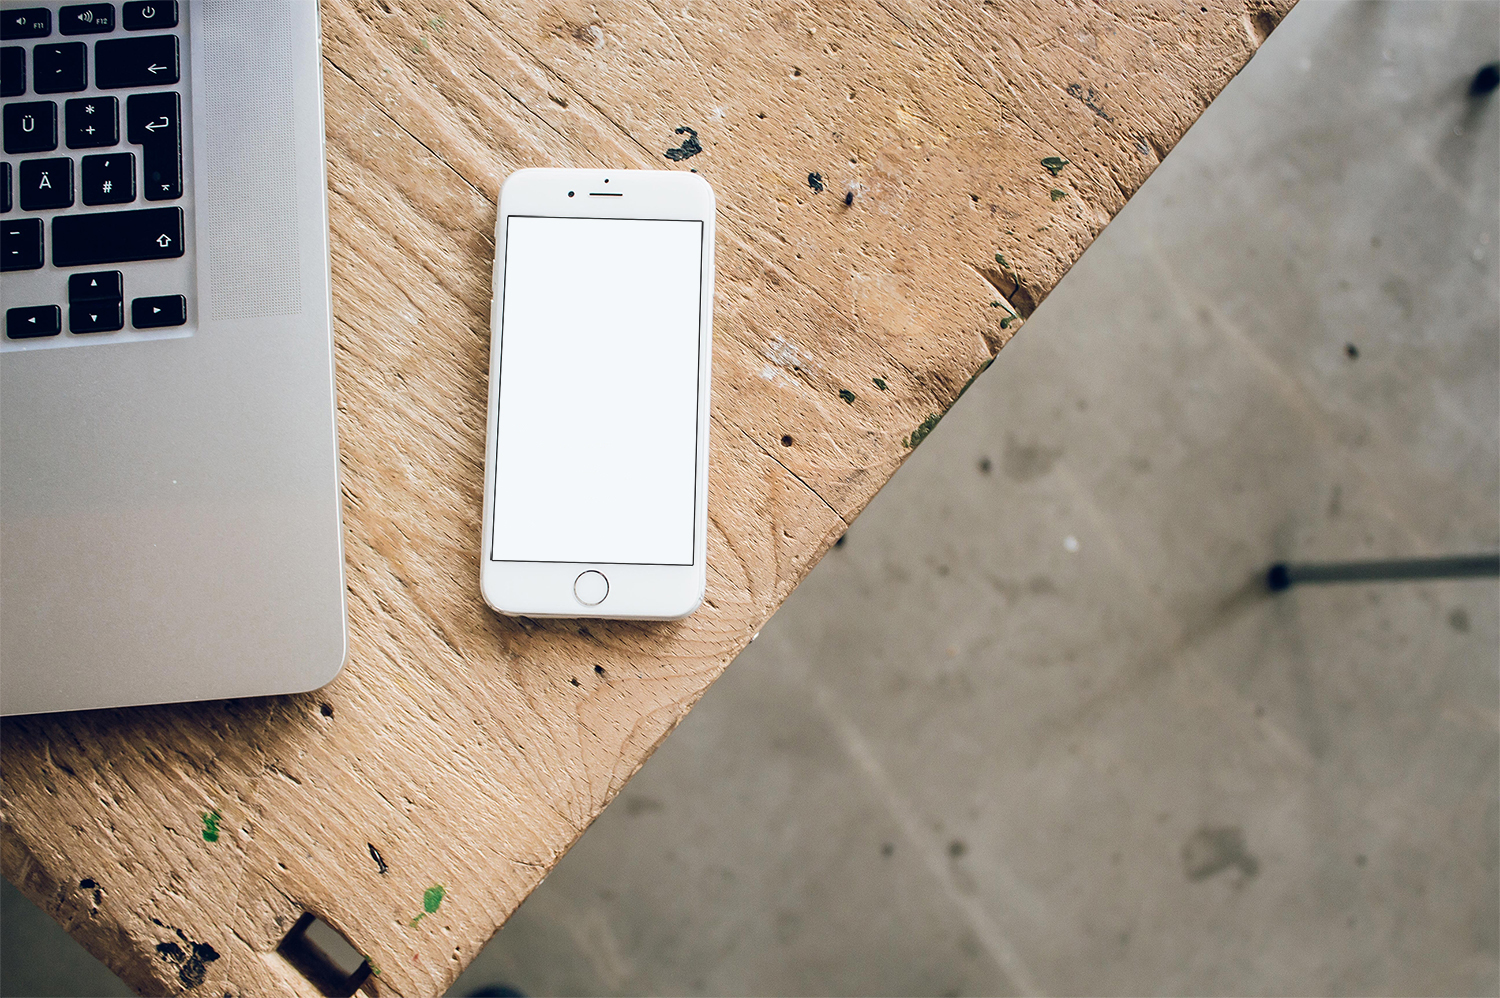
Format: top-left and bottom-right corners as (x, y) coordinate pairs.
(53, 206), (183, 266)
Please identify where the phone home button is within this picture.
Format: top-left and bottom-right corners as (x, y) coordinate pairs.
(574, 571), (609, 606)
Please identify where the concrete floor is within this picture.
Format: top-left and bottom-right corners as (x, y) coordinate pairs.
(5, 2), (1498, 995)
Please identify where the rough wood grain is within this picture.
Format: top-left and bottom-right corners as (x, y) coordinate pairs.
(2, 1), (1291, 993)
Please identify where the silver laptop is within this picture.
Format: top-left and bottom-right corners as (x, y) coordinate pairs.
(1, 0), (346, 715)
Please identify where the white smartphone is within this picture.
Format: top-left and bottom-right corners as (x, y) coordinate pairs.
(480, 169), (716, 619)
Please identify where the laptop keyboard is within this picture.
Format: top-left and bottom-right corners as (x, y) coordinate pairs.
(2, 2), (190, 344)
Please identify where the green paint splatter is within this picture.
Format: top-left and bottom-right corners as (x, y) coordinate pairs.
(839, 389), (856, 404)
(409, 885), (446, 927)
(989, 301), (1002, 307)
(1041, 156), (1070, 177)
(200, 810), (222, 843)
(994, 252), (1010, 269)
(1000, 315), (1015, 329)
(902, 357), (994, 449)
(903, 413), (942, 449)
(956, 357), (993, 403)
(872, 377), (888, 391)
(1049, 189), (1068, 202)
(428, 15), (447, 31)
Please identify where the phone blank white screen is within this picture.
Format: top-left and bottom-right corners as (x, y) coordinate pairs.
(492, 216), (703, 565)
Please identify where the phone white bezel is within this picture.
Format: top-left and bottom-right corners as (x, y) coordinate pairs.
(480, 168), (715, 620)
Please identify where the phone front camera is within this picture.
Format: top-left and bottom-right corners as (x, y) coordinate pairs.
(568, 191), (575, 197)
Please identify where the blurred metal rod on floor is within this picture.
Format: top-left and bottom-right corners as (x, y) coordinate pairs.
(1266, 554), (1500, 592)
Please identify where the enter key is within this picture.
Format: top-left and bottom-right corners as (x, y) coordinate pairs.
(126, 91), (180, 200)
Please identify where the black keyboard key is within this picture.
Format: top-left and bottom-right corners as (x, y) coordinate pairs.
(81, 151), (134, 205)
(1, 45), (23, 97)
(69, 270), (123, 301)
(132, 294), (185, 328)
(95, 34), (176, 89)
(7, 305), (61, 339)
(4, 100), (56, 153)
(19, 157), (73, 210)
(122, 2), (177, 31)
(1, 8), (51, 40)
(60, 4), (116, 35)
(2, 162), (10, 213)
(52, 205), (181, 266)
(2, 217), (44, 270)
(65, 94), (117, 147)
(33, 42), (87, 94)
(126, 91), (179, 200)
(71, 300), (124, 333)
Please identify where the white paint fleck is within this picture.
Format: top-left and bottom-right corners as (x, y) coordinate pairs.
(1063, 535), (1079, 553)
(760, 364), (778, 381)
(762, 335), (813, 374)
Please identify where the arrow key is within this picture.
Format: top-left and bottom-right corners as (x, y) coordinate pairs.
(7, 305), (61, 340)
(69, 270), (124, 302)
(71, 300), (123, 333)
(95, 34), (177, 89)
(132, 294), (185, 329)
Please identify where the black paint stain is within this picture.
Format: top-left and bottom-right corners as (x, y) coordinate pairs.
(368, 842), (389, 875)
(948, 839), (967, 857)
(155, 927), (221, 989)
(978, 457), (992, 474)
(594, 664), (606, 676)
(844, 190), (855, 206)
(807, 172), (825, 193)
(1182, 826), (1259, 881)
(1003, 433), (1063, 482)
(79, 878), (103, 906)
(320, 702), (334, 718)
(1472, 62), (1500, 97)
(1065, 82), (1115, 122)
(1345, 343), (1359, 359)
(664, 126), (702, 161)
(570, 677), (581, 687)
(781, 434), (794, 447)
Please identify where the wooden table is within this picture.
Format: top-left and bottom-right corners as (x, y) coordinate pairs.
(2, 2), (1290, 993)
